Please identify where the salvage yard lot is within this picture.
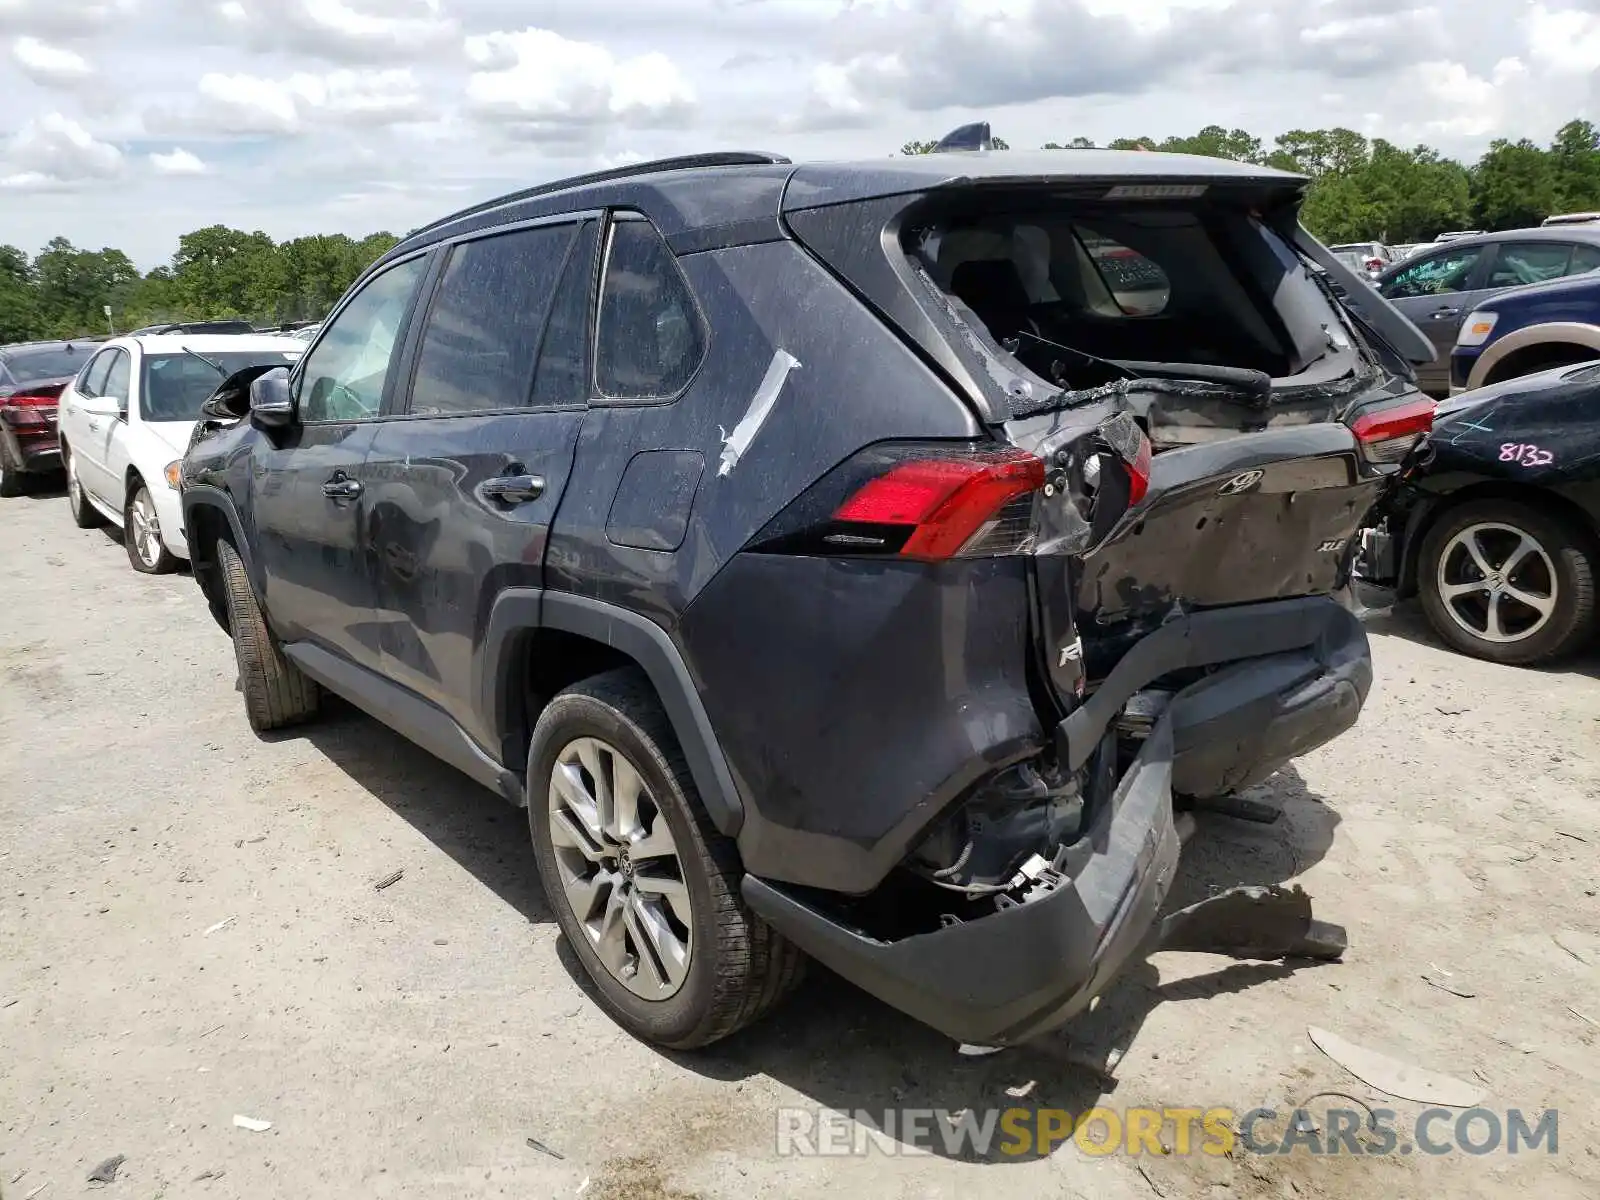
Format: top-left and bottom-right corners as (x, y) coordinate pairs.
(2, 489), (1599, 1200)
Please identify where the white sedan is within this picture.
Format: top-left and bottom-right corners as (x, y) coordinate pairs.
(56, 334), (303, 573)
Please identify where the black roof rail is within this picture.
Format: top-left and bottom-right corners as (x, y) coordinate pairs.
(402, 150), (794, 244)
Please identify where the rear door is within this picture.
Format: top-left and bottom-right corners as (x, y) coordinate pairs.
(361, 215), (598, 747)
(1378, 243), (1493, 393)
(251, 253), (431, 670)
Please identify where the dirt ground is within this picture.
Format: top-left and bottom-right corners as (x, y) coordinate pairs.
(2, 482), (1598, 1200)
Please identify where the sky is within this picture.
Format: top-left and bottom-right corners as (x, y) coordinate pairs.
(2, 0), (1600, 270)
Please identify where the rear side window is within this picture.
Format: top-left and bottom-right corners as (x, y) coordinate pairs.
(1381, 247), (1483, 298)
(1572, 244), (1600, 275)
(595, 217), (704, 400)
(409, 223), (577, 415)
(1487, 242), (1577, 288)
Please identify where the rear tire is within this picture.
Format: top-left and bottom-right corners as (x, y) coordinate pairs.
(216, 537), (320, 732)
(1417, 498), (1596, 665)
(0, 447), (24, 498)
(527, 669), (803, 1049)
(64, 447), (102, 528)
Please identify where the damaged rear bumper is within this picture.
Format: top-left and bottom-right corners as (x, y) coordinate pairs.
(742, 596), (1364, 1047)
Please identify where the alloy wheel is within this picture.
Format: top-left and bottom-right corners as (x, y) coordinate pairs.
(1436, 521), (1558, 644)
(129, 489), (163, 569)
(546, 736), (693, 1000)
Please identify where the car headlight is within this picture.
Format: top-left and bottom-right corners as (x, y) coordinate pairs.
(164, 460), (182, 489)
(1457, 311), (1499, 347)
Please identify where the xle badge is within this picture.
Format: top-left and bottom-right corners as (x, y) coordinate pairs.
(1216, 469), (1265, 496)
(1318, 539), (1345, 553)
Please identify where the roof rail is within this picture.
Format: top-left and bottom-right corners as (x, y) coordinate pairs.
(402, 150), (794, 244)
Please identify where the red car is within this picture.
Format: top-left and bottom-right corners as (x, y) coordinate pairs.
(0, 340), (97, 497)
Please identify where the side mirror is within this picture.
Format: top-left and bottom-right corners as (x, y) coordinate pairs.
(79, 396), (123, 419)
(249, 367), (297, 429)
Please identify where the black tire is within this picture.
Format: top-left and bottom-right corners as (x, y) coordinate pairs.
(1417, 497), (1596, 665)
(216, 538), (320, 732)
(124, 481), (179, 575)
(64, 446), (103, 528)
(527, 669), (804, 1049)
(0, 445), (24, 498)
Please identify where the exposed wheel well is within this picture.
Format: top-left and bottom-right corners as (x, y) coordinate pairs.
(500, 628), (634, 770)
(1401, 481), (1600, 596)
(184, 503), (232, 633)
(1483, 342), (1600, 387)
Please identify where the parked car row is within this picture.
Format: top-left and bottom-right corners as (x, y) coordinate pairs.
(4, 139), (1580, 1054)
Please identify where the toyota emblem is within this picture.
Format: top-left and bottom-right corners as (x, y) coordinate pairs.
(1217, 469), (1266, 496)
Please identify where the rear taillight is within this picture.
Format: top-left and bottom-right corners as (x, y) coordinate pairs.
(0, 393), (58, 427)
(1352, 396), (1435, 464)
(1364, 256), (1384, 272)
(752, 443), (1046, 561)
(834, 449), (1044, 561)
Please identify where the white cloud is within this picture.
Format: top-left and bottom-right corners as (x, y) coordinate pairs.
(211, 0), (457, 63)
(11, 35), (92, 84)
(149, 147), (207, 175)
(0, 113), (122, 190)
(1527, 3), (1600, 74)
(0, 0), (133, 35)
(187, 67), (427, 134)
(464, 28), (696, 141)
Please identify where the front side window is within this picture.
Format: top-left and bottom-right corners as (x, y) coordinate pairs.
(101, 350), (131, 404)
(1381, 247), (1484, 299)
(299, 256), (428, 423)
(595, 218), (705, 400)
(409, 223), (576, 416)
(78, 350), (114, 397)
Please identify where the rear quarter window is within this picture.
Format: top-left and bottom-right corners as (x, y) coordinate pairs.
(595, 217), (705, 401)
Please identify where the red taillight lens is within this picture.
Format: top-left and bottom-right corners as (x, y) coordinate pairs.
(1364, 256), (1383, 271)
(833, 449), (1045, 561)
(1125, 435), (1152, 506)
(1352, 396), (1435, 464)
(0, 394), (58, 427)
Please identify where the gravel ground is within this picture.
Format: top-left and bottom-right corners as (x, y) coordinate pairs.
(3, 483), (1599, 1200)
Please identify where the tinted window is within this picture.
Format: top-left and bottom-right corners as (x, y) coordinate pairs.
(1572, 244), (1600, 275)
(78, 350), (114, 397)
(1381, 246), (1484, 298)
(141, 350), (300, 422)
(409, 224), (577, 416)
(102, 350), (131, 403)
(299, 256), (427, 423)
(530, 221), (598, 408)
(595, 218), (704, 400)
(1487, 242), (1576, 289)
(6, 345), (92, 384)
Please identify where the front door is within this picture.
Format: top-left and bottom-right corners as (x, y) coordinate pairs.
(76, 348), (131, 507)
(361, 218), (597, 751)
(1380, 244), (1492, 395)
(251, 253), (431, 671)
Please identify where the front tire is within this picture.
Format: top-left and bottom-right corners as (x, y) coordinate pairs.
(216, 538), (320, 732)
(64, 448), (103, 528)
(527, 669), (803, 1049)
(1418, 498), (1596, 665)
(124, 481), (178, 575)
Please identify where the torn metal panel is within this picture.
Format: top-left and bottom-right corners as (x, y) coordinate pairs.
(718, 349), (801, 477)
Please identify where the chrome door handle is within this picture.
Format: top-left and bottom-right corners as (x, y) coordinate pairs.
(478, 474), (545, 505)
(1429, 308), (1460, 319)
(322, 476), (363, 500)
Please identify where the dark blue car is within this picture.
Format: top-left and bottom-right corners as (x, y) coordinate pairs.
(1451, 268), (1600, 393)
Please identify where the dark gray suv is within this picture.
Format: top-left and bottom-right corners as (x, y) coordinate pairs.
(180, 141), (1435, 1050)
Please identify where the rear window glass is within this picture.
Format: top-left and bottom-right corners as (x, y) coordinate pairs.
(142, 350), (300, 421)
(5, 346), (92, 384)
(909, 204), (1342, 390)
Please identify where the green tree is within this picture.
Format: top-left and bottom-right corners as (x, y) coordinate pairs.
(0, 245), (39, 343)
(1471, 139), (1561, 229)
(1044, 137), (1097, 149)
(1550, 119), (1600, 213)
(31, 238), (138, 336)
(171, 225), (284, 322)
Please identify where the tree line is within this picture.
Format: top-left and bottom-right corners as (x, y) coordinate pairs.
(902, 118), (1600, 246)
(6, 118), (1598, 345)
(0, 226), (399, 344)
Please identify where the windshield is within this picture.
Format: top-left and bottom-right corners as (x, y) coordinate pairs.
(4, 345), (93, 385)
(142, 350), (300, 421)
(907, 200), (1357, 393)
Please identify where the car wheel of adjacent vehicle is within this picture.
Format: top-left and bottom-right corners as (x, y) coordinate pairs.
(0, 447), (24, 498)
(215, 537), (320, 733)
(1418, 499), (1597, 666)
(124, 481), (178, 575)
(64, 448), (103, 528)
(527, 669), (804, 1049)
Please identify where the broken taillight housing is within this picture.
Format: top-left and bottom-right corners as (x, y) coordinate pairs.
(752, 442), (1046, 561)
(1351, 396), (1435, 465)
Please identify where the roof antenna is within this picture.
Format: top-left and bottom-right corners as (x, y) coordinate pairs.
(932, 122), (993, 153)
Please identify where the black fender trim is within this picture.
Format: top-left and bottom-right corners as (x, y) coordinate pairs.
(181, 484), (262, 596)
(285, 640), (523, 806)
(1055, 595), (1359, 773)
(481, 589), (746, 836)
